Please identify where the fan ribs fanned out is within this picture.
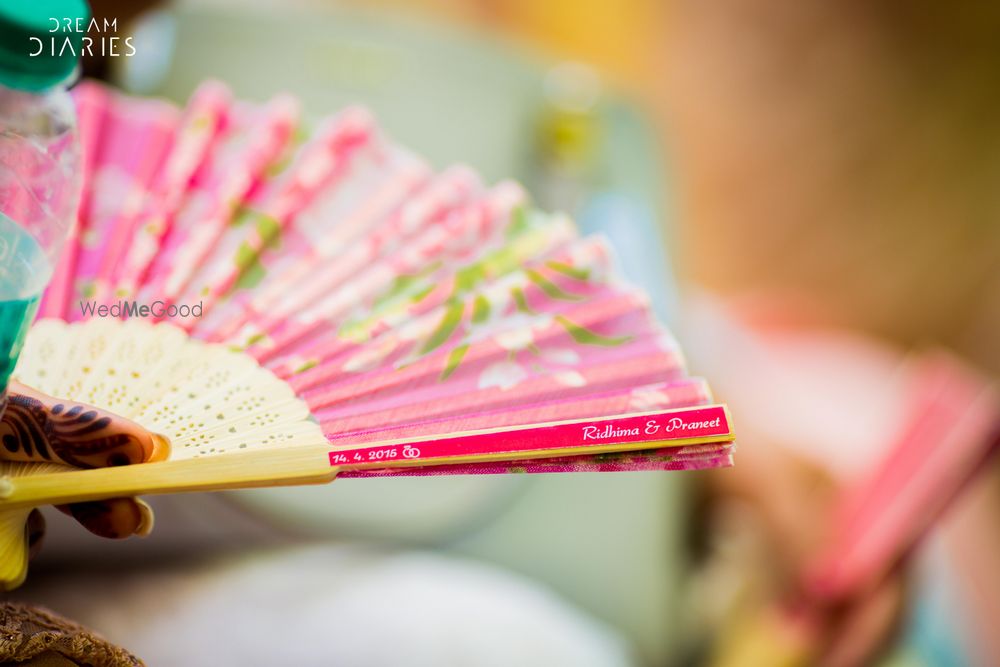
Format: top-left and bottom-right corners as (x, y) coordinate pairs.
(24, 80), (735, 475)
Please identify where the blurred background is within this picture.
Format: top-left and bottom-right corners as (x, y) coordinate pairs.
(17, 1), (1000, 666)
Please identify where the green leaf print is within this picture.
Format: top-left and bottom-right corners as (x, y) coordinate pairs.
(373, 275), (415, 308)
(440, 343), (469, 381)
(293, 359), (319, 374)
(231, 213), (282, 293)
(452, 263), (487, 295)
(555, 315), (632, 347)
(338, 320), (370, 344)
(233, 259), (267, 291)
(263, 137), (301, 178)
(230, 206), (253, 227)
(504, 205), (531, 239)
(472, 294), (491, 324)
(340, 265), (440, 342)
(545, 260), (590, 281)
(419, 301), (465, 355)
(255, 214), (281, 243)
(444, 221), (562, 302)
(371, 262), (440, 309)
(245, 332), (268, 346)
(511, 287), (536, 315)
(525, 269), (583, 301)
(234, 242), (256, 271)
(410, 284), (435, 304)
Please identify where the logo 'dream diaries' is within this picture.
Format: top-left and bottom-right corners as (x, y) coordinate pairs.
(29, 18), (136, 58)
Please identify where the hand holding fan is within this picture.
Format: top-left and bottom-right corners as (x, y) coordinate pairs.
(0, 81), (736, 589)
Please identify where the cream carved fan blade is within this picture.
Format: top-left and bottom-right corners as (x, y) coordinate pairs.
(0, 318), (326, 589)
(14, 318), (327, 457)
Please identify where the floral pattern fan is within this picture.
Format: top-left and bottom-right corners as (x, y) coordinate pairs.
(0, 81), (735, 589)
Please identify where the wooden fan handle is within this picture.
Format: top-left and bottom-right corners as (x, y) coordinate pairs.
(0, 404), (735, 511)
(0, 381), (170, 469)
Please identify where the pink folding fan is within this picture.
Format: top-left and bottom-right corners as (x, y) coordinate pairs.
(0, 80), (735, 588)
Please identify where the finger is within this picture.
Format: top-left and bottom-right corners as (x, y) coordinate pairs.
(818, 574), (907, 667)
(0, 381), (170, 468)
(26, 509), (46, 560)
(56, 497), (155, 539)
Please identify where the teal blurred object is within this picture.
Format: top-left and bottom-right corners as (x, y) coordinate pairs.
(0, 0), (89, 91)
(113, 5), (683, 665)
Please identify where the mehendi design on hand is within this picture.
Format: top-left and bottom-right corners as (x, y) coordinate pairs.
(0, 382), (168, 468)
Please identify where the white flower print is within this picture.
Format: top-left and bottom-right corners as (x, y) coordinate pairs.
(478, 360), (529, 390)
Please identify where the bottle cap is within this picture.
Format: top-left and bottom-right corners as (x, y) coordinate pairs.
(0, 0), (90, 91)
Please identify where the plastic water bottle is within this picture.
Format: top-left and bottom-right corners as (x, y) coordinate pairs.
(0, 1), (88, 399)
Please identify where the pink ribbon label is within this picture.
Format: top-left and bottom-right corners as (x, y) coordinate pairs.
(329, 405), (732, 468)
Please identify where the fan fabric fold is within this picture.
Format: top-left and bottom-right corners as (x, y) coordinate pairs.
(30, 79), (734, 475)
